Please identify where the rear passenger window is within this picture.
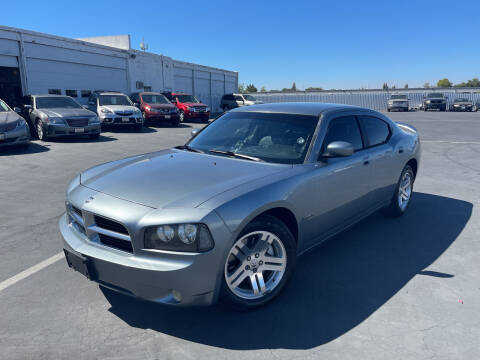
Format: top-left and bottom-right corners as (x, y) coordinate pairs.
(323, 116), (363, 152)
(359, 116), (390, 147)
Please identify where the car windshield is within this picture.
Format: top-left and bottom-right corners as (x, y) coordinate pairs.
(243, 95), (257, 101)
(390, 95), (407, 99)
(99, 95), (132, 106)
(141, 94), (170, 104)
(176, 95), (200, 103)
(187, 112), (319, 164)
(427, 93), (443, 98)
(36, 97), (82, 109)
(455, 98), (468, 102)
(0, 100), (9, 112)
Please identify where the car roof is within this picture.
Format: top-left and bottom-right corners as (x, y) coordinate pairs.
(139, 92), (164, 95)
(229, 102), (368, 116)
(97, 92), (128, 96)
(31, 94), (69, 98)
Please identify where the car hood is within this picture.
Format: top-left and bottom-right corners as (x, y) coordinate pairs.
(100, 105), (138, 112)
(0, 111), (22, 123)
(40, 108), (96, 117)
(390, 99), (408, 102)
(453, 101), (472, 105)
(80, 149), (288, 209)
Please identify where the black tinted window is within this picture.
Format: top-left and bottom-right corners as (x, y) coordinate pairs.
(359, 116), (390, 147)
(323, 116), (363, 151)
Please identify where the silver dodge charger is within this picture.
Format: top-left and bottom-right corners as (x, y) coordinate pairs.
(61, 103), (420, 309)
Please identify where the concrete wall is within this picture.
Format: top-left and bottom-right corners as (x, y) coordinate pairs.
(0, 25), (238, 109)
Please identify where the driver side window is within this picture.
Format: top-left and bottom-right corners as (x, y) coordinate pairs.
(322, 116), (364, 153)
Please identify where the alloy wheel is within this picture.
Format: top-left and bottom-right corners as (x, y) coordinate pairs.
(224, 231), (287, 300)
(398, 170), (413, 211)
(36, 121), (43, 140)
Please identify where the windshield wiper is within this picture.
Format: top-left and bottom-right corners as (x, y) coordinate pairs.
(175, 145), (203, 153)
(208, 149), (262, 162)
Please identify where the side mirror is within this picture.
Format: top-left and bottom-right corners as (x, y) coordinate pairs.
(13, 107), (22, 114)
(323, 141), (354, 158)
(133, 102), (140, 107)
(191, 129), (200, 137)
(24, 105), (32, 112)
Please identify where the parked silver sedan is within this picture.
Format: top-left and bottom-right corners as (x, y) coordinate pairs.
(61, 103), (420, 309)
(0, 98), (30, 148)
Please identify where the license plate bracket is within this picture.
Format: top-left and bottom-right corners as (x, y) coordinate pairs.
(64, 249), (96, 280)
(0, 133), (5, 140)
(74, 128), (84, 133)
(122, 117), (130, 122)
(165, 115), (171, 119)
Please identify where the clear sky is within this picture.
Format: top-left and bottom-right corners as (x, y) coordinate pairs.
(2, 0), (479, 90)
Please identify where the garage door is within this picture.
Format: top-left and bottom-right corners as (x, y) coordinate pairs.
(26, 58), (128, 98)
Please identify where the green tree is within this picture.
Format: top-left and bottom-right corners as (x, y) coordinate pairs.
(305, 87), (323, 92)
(404, 84), (409, 89)
(437, 78), (452, 88)
(455, 78), (480, 87)
(424, 82), (431, 88)
(245, 84), (258, 93)
(292, 82), (297, 92)
(382, 83), (389, 90)
(260, 86), (267, 92)
(238, 83), (245, 93)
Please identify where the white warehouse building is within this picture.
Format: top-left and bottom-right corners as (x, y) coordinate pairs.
(0, 25), (238, 112)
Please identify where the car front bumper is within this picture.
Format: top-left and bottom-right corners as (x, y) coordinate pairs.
(44, 123), (101, 137)
(100, 115), (143, 125)
(59, 204), (232, 306)
(388, 104), (409, 110)
(0, 124), (30, 146)
(145, 112), (179, 121)
(452, 105), (472, 111)
(185, 111), (210, 119)
(425, 103), (446, 109)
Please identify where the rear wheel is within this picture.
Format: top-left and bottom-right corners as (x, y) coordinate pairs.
(384, 164), (414, 217)
(220, 214), (296, 310)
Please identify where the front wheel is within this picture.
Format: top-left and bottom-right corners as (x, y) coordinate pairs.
(384, 164), (415, 217)
(36, 120), (48, 141)
(179, 110), (185, 123)
(220, 214), (296, 310)
(134, 123), (143, 131)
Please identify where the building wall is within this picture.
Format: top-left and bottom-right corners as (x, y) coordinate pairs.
(0, 25), (238, 110)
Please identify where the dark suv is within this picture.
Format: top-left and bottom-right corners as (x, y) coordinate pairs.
(130, 92), (179, 126)
(423, 93), (447, 111)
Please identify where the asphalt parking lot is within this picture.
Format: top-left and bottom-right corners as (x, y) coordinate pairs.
(1, 112), (479, 359)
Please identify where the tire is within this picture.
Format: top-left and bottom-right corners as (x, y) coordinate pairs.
(384, 164), (415, 217)
(220, 214), (296, 310)
(424, 107), (428, 111)
(179, 110), (185, 123)
(134, 123), (143, 131)
(387, 108), (390, 112)
(170, 120), (179, 127)
(36, 119), (48, 141)
(223, 105), (229, 112)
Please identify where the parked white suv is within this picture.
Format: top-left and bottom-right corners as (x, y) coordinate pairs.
(220, 93), (263, 111)
(88, 91), (143, 130)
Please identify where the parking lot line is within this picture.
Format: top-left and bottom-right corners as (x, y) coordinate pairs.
(0, 252), (63, 293)
(422, 140), (480, 144)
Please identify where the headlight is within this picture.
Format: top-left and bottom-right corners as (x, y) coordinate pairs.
(426, 100), (431, 104)
(134, 108), (141, 114)
(89, 116), (100, 124)
(144, 223), (214, 252)
(145, 106), (151, 111)
(47, 117), (64, 124)
(101, 108), (112, 114)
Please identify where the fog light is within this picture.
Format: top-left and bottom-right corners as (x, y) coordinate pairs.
(172, 290), (182, 302)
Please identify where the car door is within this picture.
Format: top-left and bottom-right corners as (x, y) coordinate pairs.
(357, 115), (396, 205)
(303, 115), (372, 246)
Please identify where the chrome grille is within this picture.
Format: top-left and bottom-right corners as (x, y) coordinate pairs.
(98, 233), (133, 253)
(193, 106), (206, 112)
(115, 111), (133, 116)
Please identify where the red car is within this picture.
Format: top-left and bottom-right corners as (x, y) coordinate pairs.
(162, 92), (210, 123)
(130, 92), (180, 126)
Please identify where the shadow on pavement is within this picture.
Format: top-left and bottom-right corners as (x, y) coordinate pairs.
(103, 126), (157, 134)
(46, 134), (117, 143)
(0, 142), (50, 155)
(102, 192), (472, 350)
